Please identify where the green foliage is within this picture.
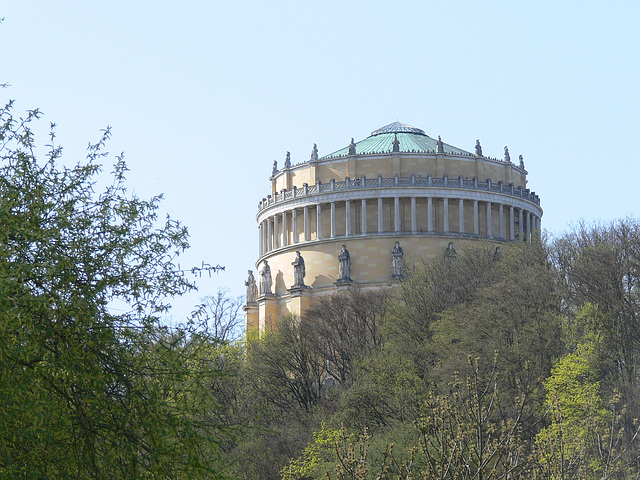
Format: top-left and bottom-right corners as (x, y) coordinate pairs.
(0, 101), (228, 478)
(281, 422), (345, 480)
(535, 340), (611, 479)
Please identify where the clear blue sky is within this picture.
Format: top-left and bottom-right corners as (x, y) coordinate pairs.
(2, 1), (639, 321)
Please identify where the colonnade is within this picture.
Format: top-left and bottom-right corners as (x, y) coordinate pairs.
(258, 194), (541, 257)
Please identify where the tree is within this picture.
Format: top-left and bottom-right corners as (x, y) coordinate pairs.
(191, 289), (244, 343)
(552, 219), (640, 436)
(304, 289), (390, 387)
(0, 100), (227, 478)
(246, 315), (326, 414)
(535, 338), (640, 479)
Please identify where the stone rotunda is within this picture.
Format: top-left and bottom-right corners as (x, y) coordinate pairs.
(244, 121), (542, 334)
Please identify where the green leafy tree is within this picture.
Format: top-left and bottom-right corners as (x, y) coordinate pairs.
(0, 101), (227, 478)
(535, 313), (640, 479)
(552, 220), (640, 414)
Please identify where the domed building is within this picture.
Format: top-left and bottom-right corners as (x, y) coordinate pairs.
(244, 121), (542, 333)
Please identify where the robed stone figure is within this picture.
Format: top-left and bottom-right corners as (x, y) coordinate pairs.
(260, 260), (273, 295)
(391, 241), (404, 279)
(245, 270), (258, 303)
(444, 242), (457, 268)
(338, 245), (351, 282)
(291, 251), (306, 288)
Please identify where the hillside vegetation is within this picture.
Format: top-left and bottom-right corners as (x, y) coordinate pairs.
(1, 100), (639, 479)
(223, 225), (640, 479)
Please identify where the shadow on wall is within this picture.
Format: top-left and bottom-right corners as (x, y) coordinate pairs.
(312, 274), (336, 288)
(275, 271), (286, 295)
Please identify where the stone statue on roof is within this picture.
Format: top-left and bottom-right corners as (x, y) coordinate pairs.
(437, 135), (444, 154)
(310, 143), (319, 161)
(291, 251), (306, 288)
(391, 241), (404, 279)
(392, 134), (400, 153)
(348, 138), (356, 156)
(284, 151), (291, 169)
(519, 154), (525, 170)
(475, 139), (483, 156)
(504, 146), (511, 163)
(272, 160), (278, 177)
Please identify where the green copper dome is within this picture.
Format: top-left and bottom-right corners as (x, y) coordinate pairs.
(322, 121), (472, 159)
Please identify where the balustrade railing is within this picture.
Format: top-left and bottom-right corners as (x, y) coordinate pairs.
(259, 175), (540, 210)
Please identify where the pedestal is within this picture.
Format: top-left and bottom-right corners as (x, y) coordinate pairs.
(243, 303), (259, 339)
(257, 294), (278, 333)
(287, 286), (311, 319)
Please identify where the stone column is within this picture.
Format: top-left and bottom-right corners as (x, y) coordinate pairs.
(258, 222), (263, 256)
(394, 196), (400, 233)
(292, 208), (298, 244)
(458, 198), (464, 234)
(266, 217), (272, 251)
(304, 205), (310, 241)
(443, 198), (449, 233)
(361, 199), (367, 235)
(510, 206), (515, 241)
(331, 202), (336, 238)
(262, 220), (268, 254)
(499, 204), (504, 239)
(519, 208), (524, 240)
(411, 196), (417, 233)
(316, 203), (322, 240)
(473, 200), (479, 235)
(274, 213), (279, 248)
(427, 197), (434, 232)
(378, 198), (383, 233)
(486, 201), (493, 238)
(345, 200), (351, 236)
(527, 211), (532, 241)
(282, 211), (288, 246)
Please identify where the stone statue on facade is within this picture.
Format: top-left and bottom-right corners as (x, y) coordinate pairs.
(272, 160), (278, 177)
(348, 138), (356, 156)
(291, 251), (306, 288)
(284, 151), (291, 169)
(444, 242), (457, 268)
(504, 146), (511, 163)
(392, 134), (400, 153)
(391, 241), (404, 279)
(519, 154), (525, 170)
(244, 270), (258, 303)
(337, 244), (352, 282)
(437, 135), (444, 154)
(475, 139), (483, 156)
(310, 143), (319, 161)
(259, 260), (273, 295)
(493, 246), (502, 262)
